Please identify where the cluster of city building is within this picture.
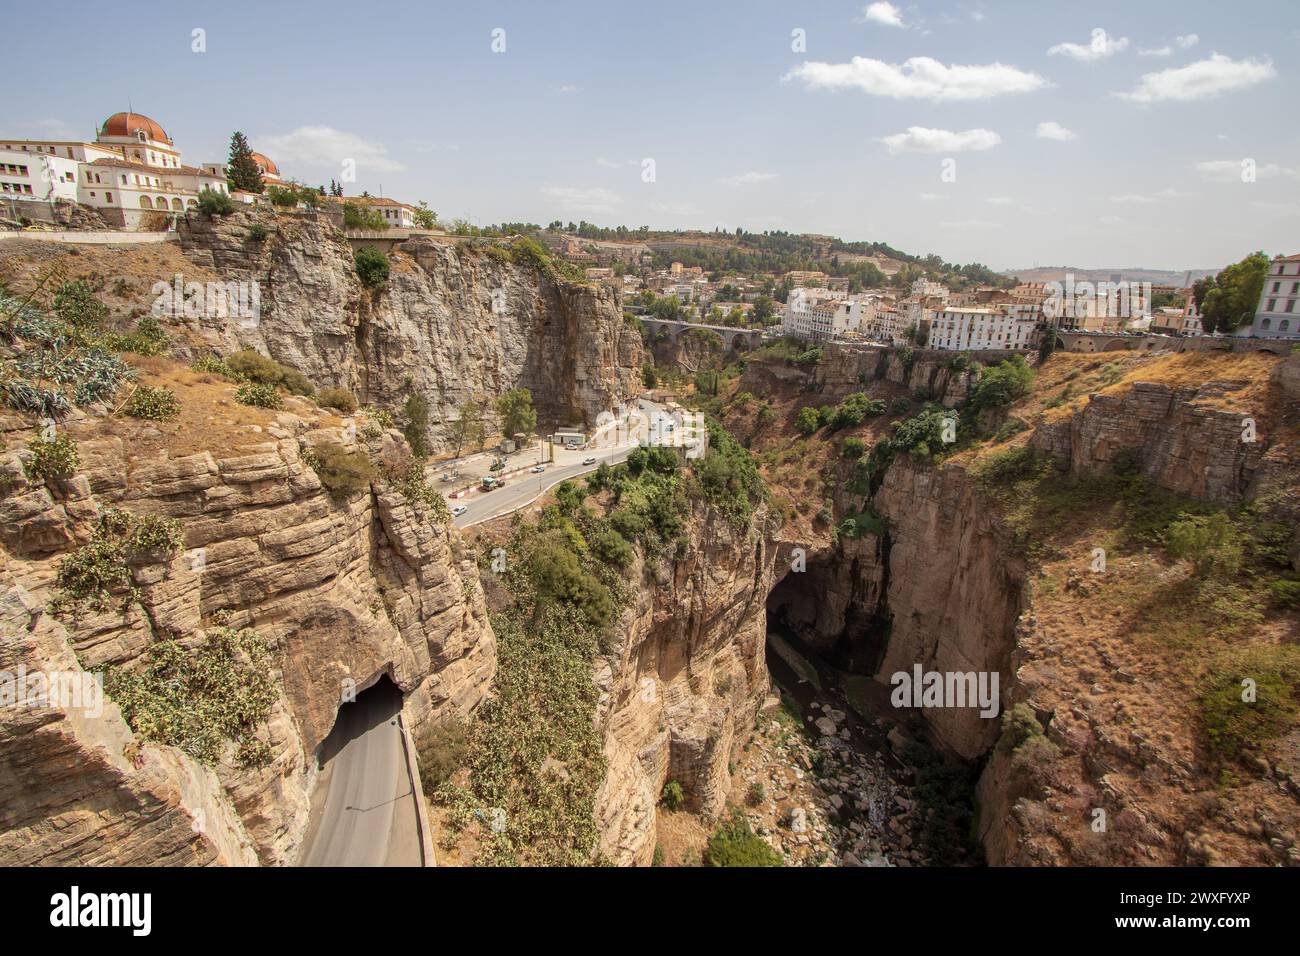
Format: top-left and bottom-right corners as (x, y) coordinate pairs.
(1, 110), (420, 229)
(779, 263), (1298, 349)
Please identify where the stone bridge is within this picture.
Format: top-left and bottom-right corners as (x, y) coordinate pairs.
(1056, 330), (1292, 356)
(638, 318), (766, 353)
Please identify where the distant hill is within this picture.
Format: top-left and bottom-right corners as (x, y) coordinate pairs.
(1004, 266), (1220, 287)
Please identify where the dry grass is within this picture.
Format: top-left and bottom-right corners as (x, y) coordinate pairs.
(66, 354), (341, 464)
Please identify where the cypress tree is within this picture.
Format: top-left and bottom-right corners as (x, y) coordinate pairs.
(227, 131), (264, 194)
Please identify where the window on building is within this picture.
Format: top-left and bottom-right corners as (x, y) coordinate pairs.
(1281, 320), (1291, 332)
(1261, 318), (1271, 330)
(105, 192), (112, 203)
(1267, 299), (1277, 312)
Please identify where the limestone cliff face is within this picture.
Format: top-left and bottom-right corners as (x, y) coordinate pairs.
(0, 404), (495, 866)
(756, 349), (1296, 866)
(1030, 381), (1268, 506)
(810, 345), (983, 407)
(176, 214), (643, 446)
(744, 343), (981, 408)
(593, 503), (775, 865)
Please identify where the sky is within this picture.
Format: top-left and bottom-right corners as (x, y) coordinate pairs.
(8, 0), (1299, 272)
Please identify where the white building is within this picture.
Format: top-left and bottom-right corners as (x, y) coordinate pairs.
(910, 278), (949, 302)
(1251, 253), (1300, 339)
(868, 306), (907, 344)
(929, 307), (1038, 351)
(1, 112), (233, 227)
(782, 287), (849, 341)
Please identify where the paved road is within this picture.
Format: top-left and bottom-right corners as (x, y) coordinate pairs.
(299, 681), (422, 867)
(451, 399), (673, 530)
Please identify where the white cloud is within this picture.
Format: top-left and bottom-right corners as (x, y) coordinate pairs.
(260, 125), (406, 172)
(1109, 188), (1190, 203)
(783, 56), (1046, 101)
(1195, 159), (1298, 182)
(1035, 121), (1077, 141)
(1048, 28), (1130, 62)
(595, 157), (636, 168)
(882, 126), (1001, 153)
(1116, 53), (1276, 103)
(557, 84), (579, 94)
(1140, 33), (1198, 57)
(860, 2), (905, 27)
(540, 186), (622, 216)
(718, 171), (778, 186)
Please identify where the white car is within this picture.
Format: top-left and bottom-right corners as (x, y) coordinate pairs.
(583, 456), (597, 466)
(452, 505), (468, 517)
(531, 464), (546, 473)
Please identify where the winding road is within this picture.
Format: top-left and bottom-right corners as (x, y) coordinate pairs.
(451, 399), (676, 529)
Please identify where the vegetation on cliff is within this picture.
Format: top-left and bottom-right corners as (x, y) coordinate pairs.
(102, 617), (278, 768)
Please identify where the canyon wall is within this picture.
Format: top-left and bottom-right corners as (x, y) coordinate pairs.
(175, 213), (643, 447)
(0, 403), (495, 866)
(594, 504), (775, 865)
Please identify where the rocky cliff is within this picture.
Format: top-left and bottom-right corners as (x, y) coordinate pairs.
(730, 347), (1298, 866)
(0, 378), (495, 865)
(594, 503), (775, 865)
(176, 213), (643, 445)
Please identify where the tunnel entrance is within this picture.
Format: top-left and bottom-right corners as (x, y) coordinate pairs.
(300, 673), (422, 867)
(316, 673), (404, 768)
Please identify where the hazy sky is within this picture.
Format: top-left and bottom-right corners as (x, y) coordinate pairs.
(9, 0), (1299, 271)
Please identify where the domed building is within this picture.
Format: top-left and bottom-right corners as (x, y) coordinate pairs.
(95, 111), (180, 169)
(249, 151), (282, 184)
(0, 107), (229, 227)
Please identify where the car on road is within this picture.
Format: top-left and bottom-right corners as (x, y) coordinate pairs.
(582, 456), (597, 466)
(452, 505), (468, 517)
(531, 464), (546, 473)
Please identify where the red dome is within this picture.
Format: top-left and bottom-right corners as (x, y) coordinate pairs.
(100, 112), (171, 145)
(250, 151), (279, 176)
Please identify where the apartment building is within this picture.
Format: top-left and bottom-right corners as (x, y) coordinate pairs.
(1252, 253), (1300, 339)
(928, 307), (1038, 351)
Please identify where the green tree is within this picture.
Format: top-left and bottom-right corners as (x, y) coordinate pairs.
(1038, 326), (1058, 363)
(413, 201), (437, 229)
(1164, 513), (1244, 577)
(403, 393), (430, 457)
(496, 387), (537, 439)
(354, 246), (390, 287)
(343, 203), (388, 230)
(969, 355), (1035, 411)
(1199, 252), (1269, 335)
(226, 131), (264, 194)
(447, 399), (486, 457)
(751, 295), (776, 326)
(795, 406), (821, 435)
